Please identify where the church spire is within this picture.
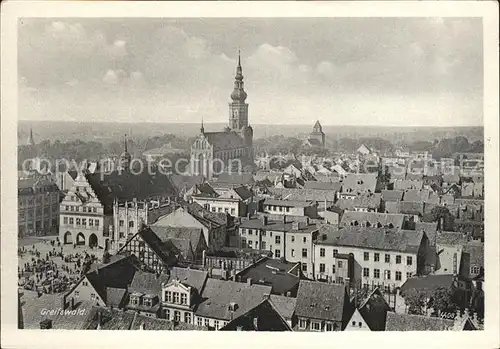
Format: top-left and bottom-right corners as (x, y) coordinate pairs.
(231, 50), (247, 103)
(27, 127), (35, 146)
(200, 117), (205, 134)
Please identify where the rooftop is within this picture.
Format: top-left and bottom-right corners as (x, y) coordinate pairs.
(295, 280), (347, 322)
(385, 312), (454, 331)
(264, 198), (315, 208)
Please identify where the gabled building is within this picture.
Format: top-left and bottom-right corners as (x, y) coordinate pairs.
(195, 278), (272, 330)
(263, 199), (318, 218)
(344, 287), (390, 331)
(117, 226), (178, 273)
(191, 185), (253, 217)
(340, 173), (378, 196)
(295, 280), (352, 331)
(219, 298), (293, 331)
(149, 226), (207, 263)
(153, 203), (228, 251)
(126, 271), (170, 318)
(306, 121), (326, 148)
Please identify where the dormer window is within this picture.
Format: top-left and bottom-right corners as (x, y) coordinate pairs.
(181, 293), (187, 305)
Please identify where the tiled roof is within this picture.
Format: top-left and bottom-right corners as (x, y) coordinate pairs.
(220, 299), (292, 331)
(402, 189), (431, 202)
(129, 271), (170, 296)
(415, 222), (438, 245)
(400, 275), (457, 296)
(384, 201), (400, 214)
(204, 131), (246, 150)
(106, 287), (127, 308)
(399, 201), (425, 216)
(168, 174), (205, 194)
(463, 242), (484, 268)
(442, 174), (460, 184)
(317, 225), (423, 253)
(135, 227), (179, 266)
(385, 312), (454, 331)
(169, 267), (208, 294)
(232, 186), (253, 201)
(239, 217), (318, 234)
(269, 295), (297, 320)
(236, 257), (301, 296)
(295, 280), (347, 322)
(253, 171), (284, 183)
(185, 202), (228, 227)
(303, 181), (342, 191)
(130, 313), (174, 330)
(338, 193), (381, 211)
(264, 198), (315, 208)
(196, 279), (272, 321)
(405, 173), (424, 181)
(18, 178), (59, 195)
(436, 231), (468, 246)
(381, 190), (404, 202)
(341, 173), (377, 194)
(20, 292), (96, 329)
(394, 180), (424, 190)
(214, 172), (255, 186)
(340, 211), (406, 229)
(268, 187), (337, 202)
(149, 226), (204, 251)
(85, 171), (176, 214)
(358, 287), (391, 331)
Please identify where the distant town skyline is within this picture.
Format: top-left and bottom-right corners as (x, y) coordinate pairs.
(18, 18), (483, 127)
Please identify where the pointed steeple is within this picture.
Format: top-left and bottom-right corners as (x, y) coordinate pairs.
(231, 49), (247, 102)
(124, 133), (128, 153)
(120, 133), (132, 171)
(200, 117), (205, 134)
(27, 127), (35, 146)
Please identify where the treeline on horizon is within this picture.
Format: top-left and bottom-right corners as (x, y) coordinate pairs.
(18, 133), (484, 170)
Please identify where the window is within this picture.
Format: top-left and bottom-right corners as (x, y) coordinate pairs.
(364, 252), (369, 261)
(248, 240), (253, 247)
(384, 270), (391, 280)
(303, 237), (307, 243)
(406, 272), (412, 279)
(181, 293), (187, 305)
(174, 311), (181, 322)
(63, 217), (68, 224)
(320, 248), (325, 257)
(184, 313), (191, 324)
(333, 249), (338, 256)
(261, 241), (266, 250)
(336, 276), (344, 284)
(374, 253), (380, 262)
(384, 285), (391, 293)
(291, 249), (295, 257)
(214, 320), (220, 330)
(241, 229), (246, 235)
(407, 256), (413, 265)
(302, 248), (308, 258)
(119, 220), (124, 227)
(275, 236), (281, 244)
(338, 261), (343, 268)
(74, 291), (79, 297)
(70, 206), (75, 212)
(332, 265), (336, 274)
(396, 255), (402, 264)
(320, 263), (325, 273)
(325, 323), (333, 331)
(82, 207), (86, 213)
(197, 317), (203, 326)
(82, 219), (86, 226)
(95, 220), (99, 227)
(248, 229), (253, 236)
(212, 207), (216, 212)
(311, 322), (321, 331)
(173, 292), (179, 304)
(93, 207), (97, 213)
(291, 236), (295, 242)
(89, 219), (93, 227)
(299, 319), (307, 329)
(69, 217), (74, 225)
(396, 271), (402, 281)
(262, 231), (266, 237)
(204, 319), (209, 327)
(230, 208), (235, 215)
(302, 264), (307, 272)
(374, 269), (380, 279)
(385, 254), (390, 263)
(275, 249), (281, 258)
(65, 205), (69, 211)
(164, 309), (170, 319)
(129, 221), (134, 228)
(471, 266), (480, 274)
(90, 293), (96, 300)
(363, 268), (369, 277)
(218, 208), (222, 213)
(76, 218), (81, 225)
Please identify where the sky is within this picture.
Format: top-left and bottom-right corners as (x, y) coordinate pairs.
(18, 17), (483, 126)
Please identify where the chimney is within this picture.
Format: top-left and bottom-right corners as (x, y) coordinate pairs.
(202, 250), (206, 268)
(305, 217), (310, 225)
(247, 278), (253, 286)
(253, 317), (258, 330)
(261, 215), (268, 225)
(71, 297), (75, 310)
(97, 310), (103, 328)
(40, 319), (52, 329)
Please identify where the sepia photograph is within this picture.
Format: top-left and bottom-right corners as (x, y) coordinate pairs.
(1, 1), (499, 349)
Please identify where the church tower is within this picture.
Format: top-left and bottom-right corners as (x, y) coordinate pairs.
(309, 120), (326, 148)
(229, 51), (249, 131)
(119, 134), (132, 171)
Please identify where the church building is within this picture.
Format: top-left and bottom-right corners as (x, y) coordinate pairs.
(190, 52), (254, 179)
(305, 120), (326, 148)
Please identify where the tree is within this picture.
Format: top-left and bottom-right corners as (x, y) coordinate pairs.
(428, 287), (458, 315)
(404, 289), (427, 315)
(429, 206), (455, 231)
